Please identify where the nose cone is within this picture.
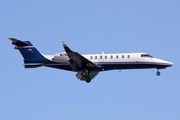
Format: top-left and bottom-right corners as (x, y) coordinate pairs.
(165, 61), (174, 67)
(153, 58), (173, 67)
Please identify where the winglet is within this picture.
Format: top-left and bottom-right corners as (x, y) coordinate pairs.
(61, 41), (67, 47)
(61, 41), (73, 52)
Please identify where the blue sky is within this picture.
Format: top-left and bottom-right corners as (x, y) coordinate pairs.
(1, 0), (180, 119)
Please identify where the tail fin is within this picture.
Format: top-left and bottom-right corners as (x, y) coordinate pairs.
(9, 38), (45, 60)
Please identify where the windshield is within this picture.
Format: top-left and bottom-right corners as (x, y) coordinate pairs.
(141, 54), (153, 58)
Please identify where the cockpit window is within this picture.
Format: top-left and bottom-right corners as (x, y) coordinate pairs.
(141, 54), (153, 58)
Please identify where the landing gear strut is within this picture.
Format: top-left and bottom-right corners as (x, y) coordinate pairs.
(156, 71), (160, 76)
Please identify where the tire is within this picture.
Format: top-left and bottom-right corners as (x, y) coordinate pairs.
(156, 71), (160, 76)
(86, 78), (91, 83)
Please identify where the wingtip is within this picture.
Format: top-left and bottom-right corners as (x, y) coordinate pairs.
(61, 41), (67, 47)
(61, 41), (65, 45)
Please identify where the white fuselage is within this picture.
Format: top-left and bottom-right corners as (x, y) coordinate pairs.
(45, 52), (173, 71)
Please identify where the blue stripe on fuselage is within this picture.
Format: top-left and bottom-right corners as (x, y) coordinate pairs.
(41, 61), (168, 72)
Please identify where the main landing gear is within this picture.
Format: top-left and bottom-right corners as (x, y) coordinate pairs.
(85, 78), (91, 83)
(82, 70), (91, 83)
(156, 70), (161, 76)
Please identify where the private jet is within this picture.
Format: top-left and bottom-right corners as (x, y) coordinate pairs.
(9, 38), (173, 83)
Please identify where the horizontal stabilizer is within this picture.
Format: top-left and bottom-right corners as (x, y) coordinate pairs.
(8, 38), (30, 46)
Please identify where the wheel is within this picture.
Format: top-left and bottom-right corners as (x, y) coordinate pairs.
(156, 71), (160, 76)
(86, 78), (91, 83)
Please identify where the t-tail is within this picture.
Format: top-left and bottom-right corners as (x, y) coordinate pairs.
(9, 38), (50, 68)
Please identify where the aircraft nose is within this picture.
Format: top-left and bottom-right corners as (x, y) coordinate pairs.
(167, 61), (173, 67)
(153, 58), (173, 67)
(161, 60), (173, 67)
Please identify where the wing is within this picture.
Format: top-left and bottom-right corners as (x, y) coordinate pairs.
(61, 41), (101, 83)
(62, 41), (100, 69)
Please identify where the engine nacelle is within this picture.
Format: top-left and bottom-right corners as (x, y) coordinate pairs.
(52, 52), (70, 62)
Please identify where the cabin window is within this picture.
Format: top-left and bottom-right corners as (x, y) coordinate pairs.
(90, 56), (93, 59)
(95, 56), (97, 59)
(122, 55), (124, 58)
(60, 54), (62, 56)
(111, 55), (113, 59)
(100, 56), (102, 59)
(116, 55), (119, 59)
(128, 55), (130, 58)
(105, 56), (107, 59)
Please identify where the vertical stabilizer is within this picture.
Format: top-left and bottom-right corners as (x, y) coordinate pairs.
(9, 38), (45, 60)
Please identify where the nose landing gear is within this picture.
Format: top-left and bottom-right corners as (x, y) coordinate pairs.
(156, 71), (160, 76)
